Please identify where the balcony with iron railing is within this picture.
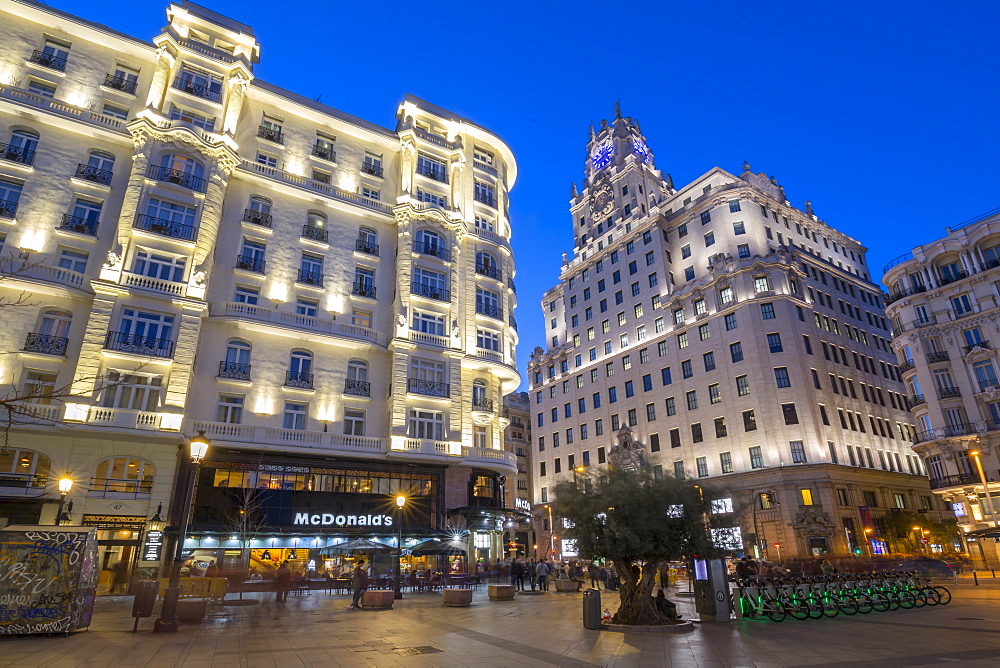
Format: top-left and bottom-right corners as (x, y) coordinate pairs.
(473, 159), (498, 176)
(104, 330), (175, 358)
(407, 378), (450, 398)
(296, 269), (323, 287)
(361, 162), (383, 177)
(238, 159), (393, 215)
(242, 208), (272, 228)
(476, 302), (503, 320)
(301, 224), (328, 243)
(235, 254), (266, 273)
(355, 238), (379, 256)
(74, 163), (113, 185)
(57, 214), (98, 236)
(29, 50), (66, 71)
(0, 199), (18, 218)
(103, 73), (138, 94)
(145, 164), (207, 192)
(898, 360), (916, 374)
(352, 281), (376, 299)
(218, 361), (251, 381)
(982, 258), (1000, 272)
(88, 478), (153, 499)
(927, 351), (950, 363)
(416, 163), (448, 182)
(413, 240), (450, 261)
(942, 422), (977, 437)
(411, 282), (450, 302)
(285, 370), (314, 389)
(476, 263), (503, 281)
(884, 284), (927, 306)
(912, 316), (937, 329)
(133, 214), (197, 241)
(977, 378), (1000, 392)
(474, 192), (496, 208)
(171, 77), (222, 103)
(939, 270), (970, 287)
(473, 397), (495, 413)
(344, 379), (371, 397)
(1, 142), (35, 166)
(929, 472), (980, 490)
(311, 144), (336, 162)
(178, 38), (238, 63)
(937, 386), (962, 400)
(964, 340), (992, 355)
(0, 472), (49, 491)
(22, 332), (68, 355)
(257, 125), (283, 143)
(509, 315), (518, 331)
(909, 393), (926, 408)
(953, 306), (977, 320)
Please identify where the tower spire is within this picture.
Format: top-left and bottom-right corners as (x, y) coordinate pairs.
(614, 99), (622, 120)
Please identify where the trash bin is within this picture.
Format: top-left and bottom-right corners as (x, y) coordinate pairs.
(583, 588), (602, 629)
(131, 579), (159, 632)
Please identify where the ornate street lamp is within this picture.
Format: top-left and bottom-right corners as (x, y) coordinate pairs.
(154, 431), (209, 633)
(394, 495), (406, 600)
(969, 450), (998, 527)
(55, 478), (73, 525)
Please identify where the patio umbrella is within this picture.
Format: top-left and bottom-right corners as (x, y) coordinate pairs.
(409, 538), (467, 556)
(323, 537), (394, 554)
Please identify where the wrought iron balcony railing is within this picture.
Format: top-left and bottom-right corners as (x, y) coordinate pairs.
(938, 271), (970, 287)
(74, 163), (113, 184)
(58, 214), (98, 236)
(898, 360), (916, 374)
(926, 351), (950, 363)
(104, 330), (175, 358)
(257, 126), (283, 143)
(235, 254), (266, 273)
(509, 315), (518, 331)
(942, 421), (976, 436)
(411, 282), (450, 301)
(103, 73), (138, 94)
(476, 303), (503, 320)
(413, 240), (450, 261)
(312, 144), (336, 161)
(344, 379), (371, 397)
(474, 192), (496, 207)
(171, 77), (222, 103)
(145, 165), (207, 192)
(909, 394), (926, 408)
(937, 386), (962, 400)
(297, 269), (324, 287)
(301, 224), (329, 243)
(218, 361), (251, 381)
(133, 214), (197, 241)
(352, 281), (376, 299)
(977, 378), (1000, 392)
(0, 200), (17, 218)
(29, 50), (67, 71)
(285, 370), (314, 389)
(242, 209), (272, 227)
(476, 263), (502, 280)
(416, 164), (448, 182)
(0, 142), (35, 165)
(407, 377), (450, 398)
(884, 285), (927, 306)
(355, 238), (379, 256)
(23, 332), (68, 355)
(928, 473), (980, 490)
(361, 162), (383, 177)
(964, 340), (992, 355)
(473, 397), (495, 413)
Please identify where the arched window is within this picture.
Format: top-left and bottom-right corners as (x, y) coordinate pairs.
(357, 226), (378, 255)
(346, 359), (369, 396)
(0, 448), (51, 488)
(37, 309), (72, 338)
(414, 229), (444, 257)
(472, 380), (487, 408)
(92, 456), (154, 495)
(248, 196), (271, 214)
(158, 153), (206, 191)
(475, 251), (500, 279)
(225, 339), (251, 365)
(5, 130), (39, 165)
(79, 150), (115, 184)
(307, 212), (326, 229)
(287, 350), (313, 388)
(159, 154), (204, 178)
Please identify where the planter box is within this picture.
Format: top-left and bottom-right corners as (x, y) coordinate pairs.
(488, 584), (516, 601)
(442, 588), (473, 607)
(361, 589), (395, 610)
(554, 579), (582, 593)
(176, 598), (207, 623)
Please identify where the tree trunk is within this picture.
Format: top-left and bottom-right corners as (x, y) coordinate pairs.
(611, 559), (671, 625)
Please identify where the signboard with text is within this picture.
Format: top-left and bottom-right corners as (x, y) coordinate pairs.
(141, 530), (163, 561)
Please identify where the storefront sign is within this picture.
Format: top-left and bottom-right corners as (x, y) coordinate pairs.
(293, 513), (393, 526)
(81, 515), (147, 530)
(142, 530), (163, 561)
(514, 498), (530, 512)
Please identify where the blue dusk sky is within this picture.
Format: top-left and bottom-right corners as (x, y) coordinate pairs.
(46, 0), (999, 388)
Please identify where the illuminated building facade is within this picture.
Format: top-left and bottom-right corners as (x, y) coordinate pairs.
(0, 0), (518, 584)
(528, 107), (951, 560)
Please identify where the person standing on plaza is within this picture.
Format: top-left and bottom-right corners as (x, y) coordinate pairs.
(820, 559), (836, 576)
(588, 562), (601, 589)
(275, 561), (292, 602)
(537, 558), (550, 591)
(527, 559), (537, 590)
(349, 560), (369, 609)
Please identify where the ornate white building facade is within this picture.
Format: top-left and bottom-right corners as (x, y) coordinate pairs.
(0, 0), (519, 585)
(883, 207), (1000, 564)
(528, 107), (951, 561)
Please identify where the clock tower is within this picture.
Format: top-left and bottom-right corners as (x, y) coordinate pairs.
(570, 103), (673, 254)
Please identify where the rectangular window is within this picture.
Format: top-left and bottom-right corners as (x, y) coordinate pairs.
(669, 428), (681, 448)
(730, 342), (743, 363)
(714, 417), (727, 438)
(646, 403), (656, 421)
(686, 390), (698, 410)
(749, 446), (764, 469)
(790, 440), (807, 463)
(767, 332), (783, 353)
(696, 457), (708, 477)
(283, 401), (308, 430)
(774, 367), (791, 388)
(691, 423), (703, 443)
(736, 375), (750, 396)
(724, 313), (737, 330)
(720, 452), (733, 473)
(761, 303), (776, 319)
(673, 461), (686, 480)
(742, 409), (756, 432)
(782, 403), (799, 425)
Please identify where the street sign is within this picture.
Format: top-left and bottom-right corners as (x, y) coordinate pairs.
(920, 538), (929, 544)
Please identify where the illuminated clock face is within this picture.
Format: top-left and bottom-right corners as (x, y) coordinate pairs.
(632, 139), (651, 163)
(591, 140), (614, 170)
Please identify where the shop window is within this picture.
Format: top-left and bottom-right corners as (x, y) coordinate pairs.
(91, 456), (154, 496)
(0, 448), (51, 488)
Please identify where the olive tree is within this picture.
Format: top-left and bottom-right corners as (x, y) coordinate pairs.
(553, 469), (733, 625)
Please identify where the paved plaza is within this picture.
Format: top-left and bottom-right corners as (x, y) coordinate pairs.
(3, 582), (1000, 667)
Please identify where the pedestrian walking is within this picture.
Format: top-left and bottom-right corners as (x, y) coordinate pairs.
(275, 561), (292, 602)
(349, 560), (369, 609)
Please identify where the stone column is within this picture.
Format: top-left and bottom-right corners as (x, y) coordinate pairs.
(163, 305), (207, 409)
(100, 134), (152, 282)
(145, 47), (176, 112)
(222, 74), (250, 137)
(69, 287), (121, 396)
(186, 160), (233, 299)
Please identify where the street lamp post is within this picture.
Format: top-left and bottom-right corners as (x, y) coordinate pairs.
(969, 450), (998, 527)
(55, 478), (73, 525)
(912, 526), (924, 555)
(543, 504), (554, 558)
(394, 495), (405, 600)
(154, 431), (209, 633)
(864, 528), (874, 557)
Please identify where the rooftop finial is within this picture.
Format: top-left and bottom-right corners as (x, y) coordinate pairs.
(589, 122), (595, 139)
(614, 99), (622, 119)
(742, 161), (752, 173)
(571, 182), (578, 197)
(805, 200), (814, 217)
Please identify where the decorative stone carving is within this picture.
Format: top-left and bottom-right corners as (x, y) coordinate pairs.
(608, 426), (644, 473)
